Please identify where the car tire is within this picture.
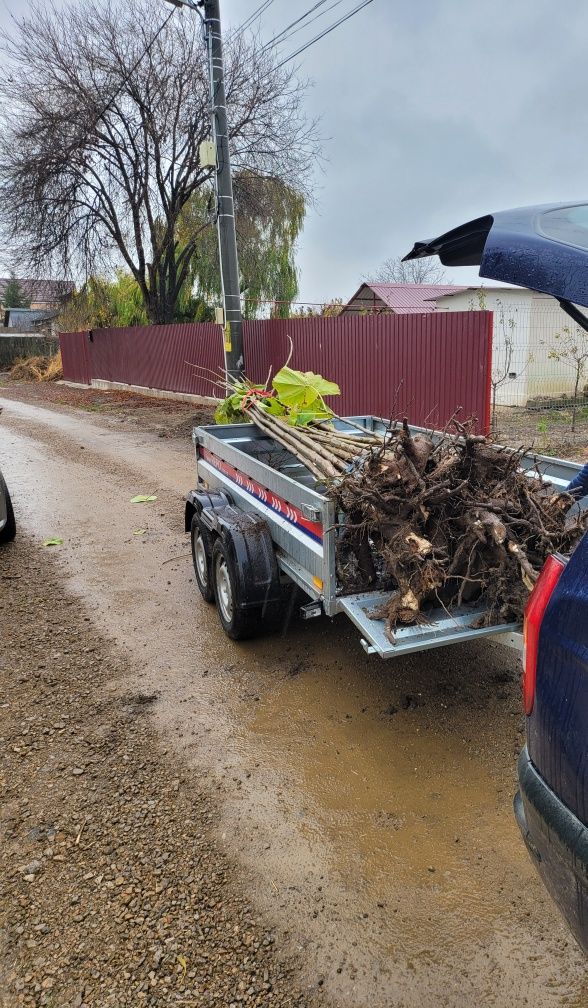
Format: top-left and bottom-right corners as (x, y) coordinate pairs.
(211, 538), (259, 641)
(191, 514), (215, 603)
(0, 473), (16, 544)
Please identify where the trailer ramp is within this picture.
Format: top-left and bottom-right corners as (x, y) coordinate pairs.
(339, 591), (520, 658)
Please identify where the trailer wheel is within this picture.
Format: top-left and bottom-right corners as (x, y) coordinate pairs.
(212, 539), (259, 640)
(191, 514), (214, 603)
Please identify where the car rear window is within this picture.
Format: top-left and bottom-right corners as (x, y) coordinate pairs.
(539, 204), (588, 251)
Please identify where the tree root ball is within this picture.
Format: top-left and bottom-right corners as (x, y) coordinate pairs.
(331, 418), (587, 635)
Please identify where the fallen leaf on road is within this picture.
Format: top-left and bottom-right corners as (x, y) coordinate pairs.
(43, 538), (63, 547)
(130, 495), (157, 504)
(133, 529), (147, 535)
(177, 954), (187, 976)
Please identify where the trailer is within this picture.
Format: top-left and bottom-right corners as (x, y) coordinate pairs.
(185, 416), (581, 659)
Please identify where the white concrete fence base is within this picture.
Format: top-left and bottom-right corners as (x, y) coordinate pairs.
(59, 378), (218, 407)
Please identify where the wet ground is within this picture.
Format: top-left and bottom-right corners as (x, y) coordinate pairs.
(495, 406), (588, 463)
(1, 394), (587, 1007)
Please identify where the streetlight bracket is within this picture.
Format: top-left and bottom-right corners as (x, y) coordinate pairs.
(163, 0), (204, 22)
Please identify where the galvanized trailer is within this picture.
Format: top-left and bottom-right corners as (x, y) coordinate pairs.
(185, 416), (581, 659)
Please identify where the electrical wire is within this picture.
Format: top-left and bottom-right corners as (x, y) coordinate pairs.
(234, 0), (276, 35)
(274, 0), (374, 69)
(260, 1), (331, 50)
(261, 0), (347, 52)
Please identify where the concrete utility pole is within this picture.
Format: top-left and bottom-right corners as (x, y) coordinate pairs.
(202, 0), (244, 379)
(165, 0), (244, 378)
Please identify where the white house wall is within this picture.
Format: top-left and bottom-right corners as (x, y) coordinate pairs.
(435, 290), (532, 406)
(526, 295), (588, 402)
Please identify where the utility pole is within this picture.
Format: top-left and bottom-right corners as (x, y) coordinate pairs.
(202, 0), (244, 379)
(165, 0), (244, 379)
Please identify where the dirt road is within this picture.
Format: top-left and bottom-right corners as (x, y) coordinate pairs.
(1, 395), (587, 1008)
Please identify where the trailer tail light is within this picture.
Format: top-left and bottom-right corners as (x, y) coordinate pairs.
(522, 554), (566, 715)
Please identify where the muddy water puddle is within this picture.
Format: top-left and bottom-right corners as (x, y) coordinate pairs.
(227, 622), (588, 1003)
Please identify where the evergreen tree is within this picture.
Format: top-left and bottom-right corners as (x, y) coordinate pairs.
(3, 271), (30, 309)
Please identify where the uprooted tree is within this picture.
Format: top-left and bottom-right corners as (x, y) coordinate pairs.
(210, 360), (587, 640)
(0, 0), (318, 324)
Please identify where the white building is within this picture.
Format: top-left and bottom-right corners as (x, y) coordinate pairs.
(435, 286), (583, 407)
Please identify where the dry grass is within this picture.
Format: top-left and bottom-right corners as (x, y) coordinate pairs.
(10, 351), (63, 382)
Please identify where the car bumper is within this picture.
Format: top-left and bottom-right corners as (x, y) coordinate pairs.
(515, 746), (588, 954)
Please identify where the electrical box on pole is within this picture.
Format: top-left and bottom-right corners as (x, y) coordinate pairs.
(201, 0), (245, 380)
(198, 139), (216, 168)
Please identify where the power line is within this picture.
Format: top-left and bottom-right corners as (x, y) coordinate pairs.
(261, 1), (331, 51)
(274, 0), (374, 69)
(234, 0), (276, 35)
(262, 0), (348, 52)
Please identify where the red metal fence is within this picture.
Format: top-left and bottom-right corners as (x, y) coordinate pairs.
(60, 311), (493, 433)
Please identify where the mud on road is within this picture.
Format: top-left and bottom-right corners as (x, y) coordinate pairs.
(1, 393), (587, 1008)
(0, 539), (310, 1008)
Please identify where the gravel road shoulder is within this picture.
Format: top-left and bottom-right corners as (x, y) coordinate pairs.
(0, 537), (315, 1008)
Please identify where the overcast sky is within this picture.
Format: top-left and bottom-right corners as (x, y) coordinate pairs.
(2, 0), (588, 305)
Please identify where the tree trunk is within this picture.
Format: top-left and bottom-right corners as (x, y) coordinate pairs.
(572, 367), (581, 434)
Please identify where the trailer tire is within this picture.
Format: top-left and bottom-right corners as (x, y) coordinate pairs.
(191, 514), (215, 603)
(212, 538), (259, 640)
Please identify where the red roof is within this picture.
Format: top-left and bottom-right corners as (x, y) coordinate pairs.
(345, 283), (470, 314)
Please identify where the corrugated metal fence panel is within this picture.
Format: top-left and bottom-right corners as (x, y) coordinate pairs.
(59, 311), (492, 432)
(59, 331), (92, 385)
(244, 312), (492, 433)
(89, 323), (224, 396)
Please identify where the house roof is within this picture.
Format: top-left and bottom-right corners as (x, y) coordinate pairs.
(344, 282), (521, 313)
(0, 278), (74, 303)
(345, 282), (470, 314)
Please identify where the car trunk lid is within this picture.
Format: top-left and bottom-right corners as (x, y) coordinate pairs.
(404, 201), (588, 311)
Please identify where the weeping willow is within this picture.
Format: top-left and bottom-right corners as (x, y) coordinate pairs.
(179, 171), (305, 319)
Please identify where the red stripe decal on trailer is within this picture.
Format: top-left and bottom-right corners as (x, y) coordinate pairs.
(199, 446), (323, 543)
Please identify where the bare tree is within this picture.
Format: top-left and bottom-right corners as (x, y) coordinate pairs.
(469, 292), (527, 431)
(0, 0), (319, 323)
(369, 255), (447, 285)
(548, 324), (588, 433)
(490, 309), (517, 432)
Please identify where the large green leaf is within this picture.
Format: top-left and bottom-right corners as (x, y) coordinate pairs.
(272, 366), (340, 409)
(288, 405), (335, 426)
(262, 396), (287, 417)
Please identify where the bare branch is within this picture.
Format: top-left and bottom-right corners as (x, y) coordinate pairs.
(0, 0), (320, 322)
(367, 255), (448, 286)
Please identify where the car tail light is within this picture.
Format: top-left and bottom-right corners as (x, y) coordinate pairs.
(522, 553), (566, 715)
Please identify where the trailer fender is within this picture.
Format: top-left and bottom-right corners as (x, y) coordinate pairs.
(214, 507), (281, 610)
(185, 489), (230, 533)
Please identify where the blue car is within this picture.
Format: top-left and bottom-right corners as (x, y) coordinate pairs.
(405, 202), (588, 953)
